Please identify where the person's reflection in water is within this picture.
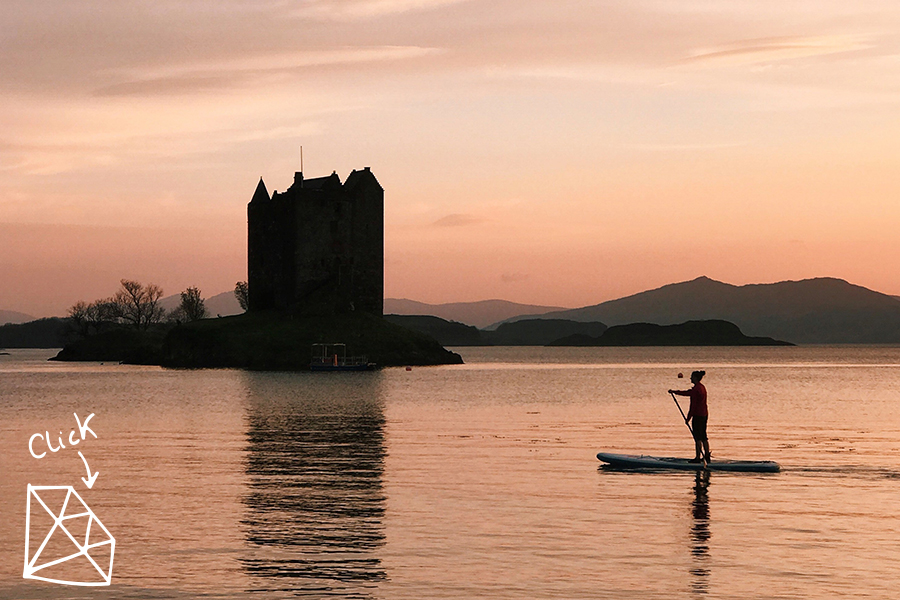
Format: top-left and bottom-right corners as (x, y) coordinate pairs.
(689, 470), (711, 595)
(240, 372), (387, 598)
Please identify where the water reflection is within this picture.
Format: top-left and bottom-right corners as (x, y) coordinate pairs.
(240, 372), (387, 598)
(689, 470), (711, 595)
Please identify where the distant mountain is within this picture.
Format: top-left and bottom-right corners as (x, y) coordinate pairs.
(0, 310), (36, 326)
(205, 291), (243, 316)
(159, 290), (243, 317)
(0, 318), (69, 348)
(384, 299), (566, 329)
(525, 276), (900, 344)
(550, 320), (791, 347)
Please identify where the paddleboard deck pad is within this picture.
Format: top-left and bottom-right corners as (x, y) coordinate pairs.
(597, 452), (780, 473)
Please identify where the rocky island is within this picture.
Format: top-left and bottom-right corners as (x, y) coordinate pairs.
(52, 167), (463, 369)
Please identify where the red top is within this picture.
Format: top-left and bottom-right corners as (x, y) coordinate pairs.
(674, 383), (707, 419)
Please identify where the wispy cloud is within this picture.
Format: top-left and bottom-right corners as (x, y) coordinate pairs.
(627, 141), (748, 152)
(501, 272), (529, 283)
(679, 35), (874, 67)
(114, 46), (440, 80)
(482, 64), (663, 87)
(291, 0), (470, 20)
(433, 213), (483, 227)
(95, 46), (440, 97)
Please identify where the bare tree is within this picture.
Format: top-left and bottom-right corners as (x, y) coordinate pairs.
(114, 280), (165, 329)
(173, 287), (208, 322)
(234, 281), (249, 312)
(91, 299), (120, 326)
(68, 301), (91, 336)
(68, 298), (120, 336)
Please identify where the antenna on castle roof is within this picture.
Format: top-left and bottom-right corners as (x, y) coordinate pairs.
(300, 145), (304, 175)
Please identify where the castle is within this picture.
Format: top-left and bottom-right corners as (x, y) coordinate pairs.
(247, 168), (384, 315)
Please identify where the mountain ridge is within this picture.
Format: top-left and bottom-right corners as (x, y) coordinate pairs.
(159, 290), (243, 317)
(519, 276), (900, 344)
(0, 310), (36, 326)
(384, 298), (566, 329)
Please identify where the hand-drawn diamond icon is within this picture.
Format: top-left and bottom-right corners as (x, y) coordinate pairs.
(23, 484), (115, 586)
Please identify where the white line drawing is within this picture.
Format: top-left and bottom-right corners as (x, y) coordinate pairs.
(23, 484), (115, 586)
(77, 451), (99, 489)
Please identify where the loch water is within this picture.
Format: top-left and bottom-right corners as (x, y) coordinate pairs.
(2, 346), (900, 599)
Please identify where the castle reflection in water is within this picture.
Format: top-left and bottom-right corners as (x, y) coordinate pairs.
(240, 372), (387, 597)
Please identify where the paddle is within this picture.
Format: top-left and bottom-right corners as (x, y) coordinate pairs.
(670, 391), (693, 435)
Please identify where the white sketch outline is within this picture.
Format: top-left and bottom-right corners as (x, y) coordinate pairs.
(23, 484), (115, 586)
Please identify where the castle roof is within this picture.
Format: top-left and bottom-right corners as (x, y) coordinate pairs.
(251, 177), (270, 203)
(344, 167), (383, 192)
(289, 171), (341, 192)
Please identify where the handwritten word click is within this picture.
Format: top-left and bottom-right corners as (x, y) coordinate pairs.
(29, 413), (97, 460)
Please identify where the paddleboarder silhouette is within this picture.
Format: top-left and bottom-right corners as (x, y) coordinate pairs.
(669, 370), (709, 465)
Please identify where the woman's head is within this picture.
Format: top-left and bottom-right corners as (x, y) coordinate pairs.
(691, 370), (706, 383)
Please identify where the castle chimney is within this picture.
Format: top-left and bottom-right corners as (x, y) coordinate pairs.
(294, 171), (303, 188)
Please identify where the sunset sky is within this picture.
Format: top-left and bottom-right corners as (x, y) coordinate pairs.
(2, 1), (900, 317)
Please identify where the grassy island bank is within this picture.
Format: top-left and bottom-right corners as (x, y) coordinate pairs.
(53, 311), (462, 369)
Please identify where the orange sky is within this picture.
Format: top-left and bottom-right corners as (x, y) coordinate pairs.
(2, 1), (900, 316)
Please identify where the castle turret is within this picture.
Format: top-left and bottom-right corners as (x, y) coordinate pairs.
(251, 178), (270, 203)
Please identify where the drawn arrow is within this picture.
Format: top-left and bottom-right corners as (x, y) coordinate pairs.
(77, 451), (99, 489)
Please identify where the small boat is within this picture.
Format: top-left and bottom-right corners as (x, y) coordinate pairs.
(310, 343), (375, 372)
(597, 452), (780, 473)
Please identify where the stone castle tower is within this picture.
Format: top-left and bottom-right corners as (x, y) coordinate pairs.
(247, 168), (384, 315)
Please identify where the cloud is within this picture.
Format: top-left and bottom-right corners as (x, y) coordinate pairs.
(291, 0), (470, 20)
(679, 35), (874, 67)
(432, 213), (483, 227)
(113, 47), (440, 80)
(501, 272), (529, 283)
(93, 76), (236, 97)
(626, 141), (748, 152)
(95, 46), (440, 97)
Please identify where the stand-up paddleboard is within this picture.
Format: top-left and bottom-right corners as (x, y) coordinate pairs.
(597, 452), (780, 473)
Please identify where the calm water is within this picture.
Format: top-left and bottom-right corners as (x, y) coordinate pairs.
(2, 346), (900, 599)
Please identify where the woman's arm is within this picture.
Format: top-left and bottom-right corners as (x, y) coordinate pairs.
(669, 388), (693, 421)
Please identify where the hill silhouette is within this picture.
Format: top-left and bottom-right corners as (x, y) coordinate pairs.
(526, 277), (900, 344)
(159, 290), (242, 317)
(0, 310), (36, 326)
(483, 319), (607, 345)
(384, 299), (565, 329)
(551, 320), (791, 346)
(385, 315), (607, 346)
(0, 318), (68, 348)
(384, 315), (483, 346)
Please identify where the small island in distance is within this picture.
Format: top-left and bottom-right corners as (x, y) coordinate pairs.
(549, 320), (792, 346)
(384, 315), (791, 346)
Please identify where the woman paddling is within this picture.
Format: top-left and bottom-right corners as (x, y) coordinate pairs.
(669, 370), (709, 464)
